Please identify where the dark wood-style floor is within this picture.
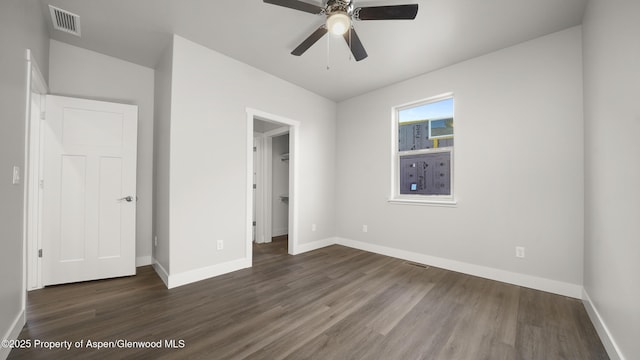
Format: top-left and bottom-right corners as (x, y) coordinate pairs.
(10, 238), (608, 359)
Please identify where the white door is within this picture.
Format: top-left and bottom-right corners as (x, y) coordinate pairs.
(42, 95), (138, 286)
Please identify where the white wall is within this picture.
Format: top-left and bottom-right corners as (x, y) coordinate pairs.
(48, 40), (155, 266)
(335, 27), (584, 293)
(152, 40), (173, 273)
(272, 134), (289, 236)
(163, 35), (336, 277)
(0, 1), (49, 358)
(582, 0), (640, 358)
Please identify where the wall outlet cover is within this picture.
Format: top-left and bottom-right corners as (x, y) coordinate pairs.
(12, 166), (20, 185)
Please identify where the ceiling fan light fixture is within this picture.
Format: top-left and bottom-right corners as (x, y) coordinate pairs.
(326, 12), (350, 35)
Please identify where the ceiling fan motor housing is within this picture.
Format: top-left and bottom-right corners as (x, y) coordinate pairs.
(326, 0), (352, 16)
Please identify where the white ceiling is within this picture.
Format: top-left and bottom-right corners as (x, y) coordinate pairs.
(41, 0), (587, 101)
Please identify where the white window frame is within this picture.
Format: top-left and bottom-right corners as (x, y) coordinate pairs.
(389, 93), (457, 206)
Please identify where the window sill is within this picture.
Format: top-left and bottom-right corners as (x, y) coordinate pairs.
(388, 197), (458, 207)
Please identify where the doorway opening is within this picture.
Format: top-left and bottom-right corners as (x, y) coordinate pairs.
(246, 109), (299, 263)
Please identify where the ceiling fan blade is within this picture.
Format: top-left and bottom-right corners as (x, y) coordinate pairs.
(343, 27), (368, 61)
(354, 4), (419, 20)
(291, 26), (328, 56)
(263, 0), (324, 14)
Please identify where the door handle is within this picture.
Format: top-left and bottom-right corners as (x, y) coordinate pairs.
(118, 196), (136, 202)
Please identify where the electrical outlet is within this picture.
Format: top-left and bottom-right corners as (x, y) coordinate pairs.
(12, 166), (20, 185)
(217, 240), (224, 250)
(515, 246), (525, 258)
(362, 225), (368, 233)
(154, 236), (158, 247)
(311, 224), (317, 232)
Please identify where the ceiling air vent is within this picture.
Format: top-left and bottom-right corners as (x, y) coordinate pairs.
(49, 5), (81, 36)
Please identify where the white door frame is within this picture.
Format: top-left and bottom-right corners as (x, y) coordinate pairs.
(246, 108), (299, 260)
(24, 49), (48, 291)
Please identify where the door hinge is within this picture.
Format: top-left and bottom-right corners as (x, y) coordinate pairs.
(38, 249), (43, 258)
(253, 221), (256, 226)
(39, 179), (44, 189)
(253, 184), (257, 189)
(40, 111), (46, 120)
(253, 146), (257, 152)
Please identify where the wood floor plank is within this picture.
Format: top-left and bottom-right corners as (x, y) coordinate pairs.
(515, 288), (609, 360)
(435, 279), (515, 360)
(9, 243), (608, 360)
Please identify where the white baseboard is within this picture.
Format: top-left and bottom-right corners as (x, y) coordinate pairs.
(166, 258), (252, 289)
(582, 288), (624, 360)
(152, 259), (170, 288)
(292, 237), (336, 255)
(136, 255), (152, 267)
(0, 309), (25, 360)
(153, 237), (582, 298)
(153, 237), (332, 288)
(334, 237), (583, 299)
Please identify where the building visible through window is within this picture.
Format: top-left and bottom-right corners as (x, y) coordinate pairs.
(396, 96), (454, 197)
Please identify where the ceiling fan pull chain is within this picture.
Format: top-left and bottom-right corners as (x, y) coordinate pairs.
(326, 33), (331, 70)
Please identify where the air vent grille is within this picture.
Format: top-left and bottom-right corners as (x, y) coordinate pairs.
(49, 5), (81, 36)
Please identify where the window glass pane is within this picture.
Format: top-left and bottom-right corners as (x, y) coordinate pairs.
(399, 152), (451, 195)
(398, 98), (453, 151)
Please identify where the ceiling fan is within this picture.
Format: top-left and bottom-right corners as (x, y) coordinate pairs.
(264, 0), (419, 61)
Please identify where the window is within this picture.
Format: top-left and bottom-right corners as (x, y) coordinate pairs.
(391, 94), (455, 205)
